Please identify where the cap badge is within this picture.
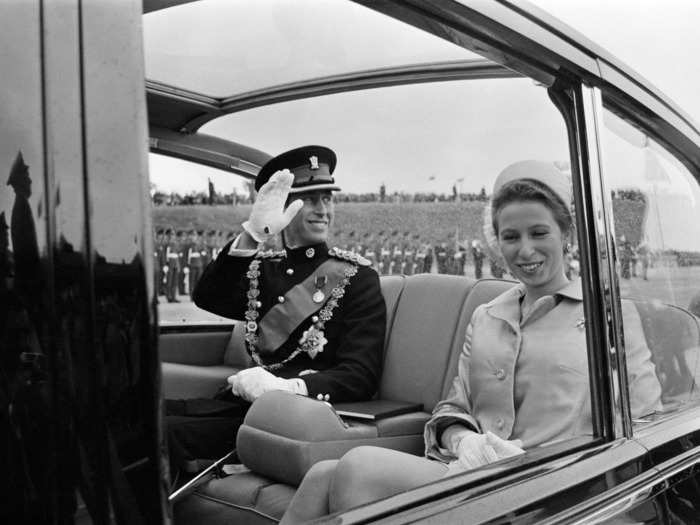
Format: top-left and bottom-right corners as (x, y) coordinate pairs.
(309, 156), (319, 170)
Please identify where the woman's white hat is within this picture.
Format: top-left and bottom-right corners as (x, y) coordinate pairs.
(483, 160), (572, 265)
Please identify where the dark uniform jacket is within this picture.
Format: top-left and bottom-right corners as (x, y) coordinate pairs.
(192, 241), (386, 403)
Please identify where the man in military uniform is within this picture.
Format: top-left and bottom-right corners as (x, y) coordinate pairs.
(164, 229), (181, 303)
(435, 242), (449, 274)
(186, 229), (205, 299)
(154, 228), (166, 299)
(471, 239), (484, 279)
(166, 146), (386, 475)
(454, 241), (466, 276)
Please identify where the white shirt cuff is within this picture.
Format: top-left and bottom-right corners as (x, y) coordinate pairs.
(227, 234), (259, 257)
(290, 378), (309, 396)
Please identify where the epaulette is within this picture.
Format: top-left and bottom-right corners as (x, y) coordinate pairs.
(328, 247), (371, 267)
(256, 249), (286, 259)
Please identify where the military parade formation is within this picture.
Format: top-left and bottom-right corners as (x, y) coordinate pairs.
(153, 228), (235, 302)
(153, 227), (515, 303)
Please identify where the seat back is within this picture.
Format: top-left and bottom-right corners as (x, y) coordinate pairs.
(379, 274), (476, 411)
(440, 278), (517, 399)
(221, 274), (515, 412)
(634, 300), (700, 405)
(223, 321), (253, 368)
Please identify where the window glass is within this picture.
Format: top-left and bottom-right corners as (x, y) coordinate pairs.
(143, 0), (477, 97)
(0, 3), (51, 518)
(151, 79), (579, 324)
(600, 107), (700, 421)
(150, 153), (247, 325)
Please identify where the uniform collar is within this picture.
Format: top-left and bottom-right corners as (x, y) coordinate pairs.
(285, 242), (329, 264)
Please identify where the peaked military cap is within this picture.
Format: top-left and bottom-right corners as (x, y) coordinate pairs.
(7, 150), (29, 187)
(255, 145), (340, 194)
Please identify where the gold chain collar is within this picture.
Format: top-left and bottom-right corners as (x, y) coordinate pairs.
(243, 256), (358, 371)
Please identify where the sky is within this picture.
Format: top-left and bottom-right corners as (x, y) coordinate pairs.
(145, 0), (700, 197)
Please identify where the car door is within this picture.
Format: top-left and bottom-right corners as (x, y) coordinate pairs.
(1, 1), (167, 523)
(310, 1), (700, 523)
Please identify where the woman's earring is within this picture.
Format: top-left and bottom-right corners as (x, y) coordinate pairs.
(564, 243), (571, 254)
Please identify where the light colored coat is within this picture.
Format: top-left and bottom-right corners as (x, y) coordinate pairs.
(425, 280), (661, 462)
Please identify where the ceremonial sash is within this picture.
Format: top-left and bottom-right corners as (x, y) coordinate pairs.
(257, 258), (353, 354)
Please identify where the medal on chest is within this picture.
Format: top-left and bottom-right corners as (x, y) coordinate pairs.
(312, 275), (328, 303)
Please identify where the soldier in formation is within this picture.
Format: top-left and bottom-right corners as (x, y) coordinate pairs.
(153, 227), (234, 302)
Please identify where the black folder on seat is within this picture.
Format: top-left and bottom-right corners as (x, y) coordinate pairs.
(332, 400), (424, 421)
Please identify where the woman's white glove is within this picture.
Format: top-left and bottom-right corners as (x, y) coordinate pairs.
(452, 430), (524, 470)
(242, 170), (304, 242)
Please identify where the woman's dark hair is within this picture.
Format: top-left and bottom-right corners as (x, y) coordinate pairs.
(491, 178), (572, 236)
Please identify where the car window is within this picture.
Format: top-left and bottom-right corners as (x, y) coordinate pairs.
(143, 0), (479, 97)
(145, 0), (624, 513)
(201, 77), (575, 281)
(600, 107), (700, 423)
(150, 153), (249, 325)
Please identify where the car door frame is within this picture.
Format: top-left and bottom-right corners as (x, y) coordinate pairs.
(313, 0), (700, 523)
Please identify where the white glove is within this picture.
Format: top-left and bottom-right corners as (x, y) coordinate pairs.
(242, 170), (304, 243)
(227, 367), (306, 402)
(453, 430), (524, 470)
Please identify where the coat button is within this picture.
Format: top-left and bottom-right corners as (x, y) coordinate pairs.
(278, 296), (285, 303)
(495, 369), (506, 380)
(324, 394), (330, 402)
(316, 394), (323, 401)
(286, 268), (294, 275)
(496, 417), (505, 430)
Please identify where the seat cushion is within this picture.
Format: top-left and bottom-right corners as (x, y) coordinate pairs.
(174, 470), (294, 525)
(236, 392), (426, 486)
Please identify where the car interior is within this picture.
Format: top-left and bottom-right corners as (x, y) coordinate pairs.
(142, 1), (700, 523)
(163, 275), (700, 523)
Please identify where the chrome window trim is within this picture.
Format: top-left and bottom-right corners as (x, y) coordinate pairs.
(576, 84), (629, 439)
(547, 445), (700, 524)
(152, 59), (521, 133)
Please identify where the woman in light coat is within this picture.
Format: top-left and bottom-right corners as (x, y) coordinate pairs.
(281, 161), (662, 525)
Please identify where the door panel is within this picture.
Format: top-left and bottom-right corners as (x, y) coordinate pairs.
(0, 2), (53, 522)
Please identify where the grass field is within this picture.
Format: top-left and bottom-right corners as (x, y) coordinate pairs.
(153, 201), (489, 245)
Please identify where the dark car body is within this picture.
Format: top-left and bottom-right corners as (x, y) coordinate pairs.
(2, 1), (700, 524)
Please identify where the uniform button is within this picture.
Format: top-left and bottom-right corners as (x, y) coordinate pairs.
(316, 394), (323, 401)
(496, 417), (504, 430)
(278, 296), (285, 303)
(286, 268), (294, 275)
(324, 394), (330, 402)
(495, 369), (506, 380)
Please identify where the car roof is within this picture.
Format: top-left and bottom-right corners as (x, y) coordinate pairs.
(142, 0), (700, 172)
